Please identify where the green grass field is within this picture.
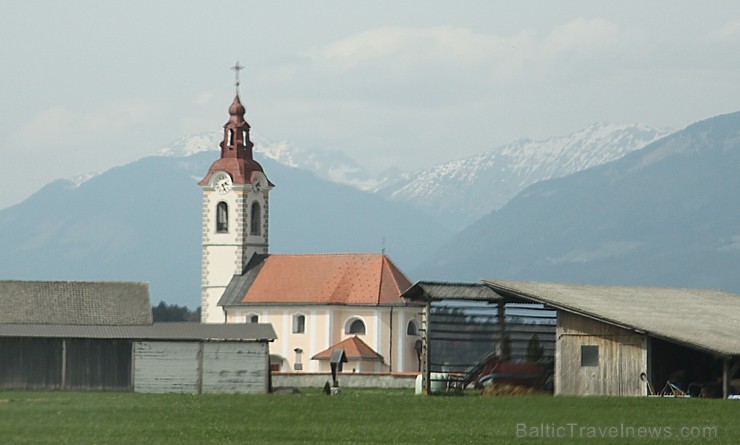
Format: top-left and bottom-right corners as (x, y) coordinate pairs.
(0, 389), (736, 444)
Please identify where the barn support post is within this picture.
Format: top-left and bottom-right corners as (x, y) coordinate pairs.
(497, 301), (506, 360)
(723, 358), (730, 399)
(61, 339), (67, 390)
(196, 341), (205, 395)
(130, 342), (136, 391)
(420, 302), (431, 395)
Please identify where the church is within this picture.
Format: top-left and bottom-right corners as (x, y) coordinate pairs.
(198, 85), (422, 373)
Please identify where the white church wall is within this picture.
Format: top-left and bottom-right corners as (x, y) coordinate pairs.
(222, 305), (423, 372)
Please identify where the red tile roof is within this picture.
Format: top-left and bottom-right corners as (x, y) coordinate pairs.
(241, 254), (412, 305)
(311, 336), (384, 362)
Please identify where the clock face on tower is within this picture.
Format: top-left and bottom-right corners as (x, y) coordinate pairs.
(214, 173), (232, 194)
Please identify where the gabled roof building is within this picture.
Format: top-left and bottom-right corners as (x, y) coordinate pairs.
(0, 280), (276, 393)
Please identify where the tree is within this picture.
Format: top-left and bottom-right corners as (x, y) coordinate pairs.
(152, 301), (200, 322)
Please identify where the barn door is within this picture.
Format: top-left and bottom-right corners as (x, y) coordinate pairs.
(618, 341), (643, 396)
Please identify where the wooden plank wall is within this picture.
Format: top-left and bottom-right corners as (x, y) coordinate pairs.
(556, 311), (646, 396)
(134, 340), (270, 394)
(134, 341), (201, 393)
(65, 339), (132, 391)
(202, 342), (269, 394)
(0, 338), (62, 390)
(430, 304), (556, 373)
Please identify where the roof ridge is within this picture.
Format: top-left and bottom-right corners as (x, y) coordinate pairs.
(376, 256), (385, 305)
(268, 253), (384, 258)
(0, 280), (148, 285)
(385, 256), (404, 295)
(347, 334), (373, 349)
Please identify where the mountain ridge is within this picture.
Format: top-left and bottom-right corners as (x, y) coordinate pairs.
(0, 152), (451, 308)
(373, 122), (672, 229)
(414, 111), (740, 294)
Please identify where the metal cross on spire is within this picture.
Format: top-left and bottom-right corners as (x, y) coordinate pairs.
(231, 61), (244, 95)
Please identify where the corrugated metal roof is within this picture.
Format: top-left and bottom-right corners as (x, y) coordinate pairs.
(0, 322), (276, 341)
(401, 281), (504, 302)
(220, 254), (413, 307)
(483, 279), (740, 356)
(0, 281), (152, 325)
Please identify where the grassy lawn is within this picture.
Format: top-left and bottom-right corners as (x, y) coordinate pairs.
(0, 389), (736, 444)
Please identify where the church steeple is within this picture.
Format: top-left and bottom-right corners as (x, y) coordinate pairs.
(198, 97), (270, 187)
(198, 62), (270, 187)
(220, 94), (255, 160)
(199, 64), (274, 323)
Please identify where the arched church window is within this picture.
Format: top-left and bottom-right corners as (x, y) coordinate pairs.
(242, 130), (247, 146)
(407, 320), (419, 336)
(246, 313), (259, 323)
(250, 201), (261, 236)
(345, 318), (366, 335)
(228, 129), (234, 146)
(216, 202), (228, 233)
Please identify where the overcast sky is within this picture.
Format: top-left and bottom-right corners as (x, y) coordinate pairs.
(2, 1), (740, 208)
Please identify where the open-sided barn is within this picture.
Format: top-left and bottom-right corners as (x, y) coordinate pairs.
(404, 280), (740, 398)
(485, 280), (740, 398)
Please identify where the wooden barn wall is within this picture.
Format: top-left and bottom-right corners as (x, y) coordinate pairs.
(134, 340), (270, 394)
(201, 342), (269, 394)
(0, 338), (62, 390)
(556, 311), (646, 396)
(65, 339), (132, 391)
(134, 341), (201, 394)
(429, 303), (556, 373)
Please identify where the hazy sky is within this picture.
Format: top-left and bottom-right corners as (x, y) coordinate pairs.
(2, 1), (740, 208)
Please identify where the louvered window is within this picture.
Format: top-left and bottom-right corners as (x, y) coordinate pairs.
(250, 202), (261, 235)
(216, 202), (228, 233)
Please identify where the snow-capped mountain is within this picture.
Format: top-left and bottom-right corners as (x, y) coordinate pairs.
(151, 123), (672, 231)
(415, 111), (740, 296)
(373, 123), (674, 230)
(157, 132), (378, 190)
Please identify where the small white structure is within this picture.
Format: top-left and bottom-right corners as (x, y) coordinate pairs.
(133, 323), (276, 394)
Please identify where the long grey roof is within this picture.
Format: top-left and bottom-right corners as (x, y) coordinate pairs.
(483, 279), (740, 357)
(0, 322), (276, 341)
(401, 281), (503, 302)
(0, 281), (152, 325)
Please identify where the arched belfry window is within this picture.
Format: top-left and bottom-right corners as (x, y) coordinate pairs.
(228, 129), (234, 146)
(345, 318), (366, 335)
(250, 201), (261, 236)
(216, 202), (228, 233)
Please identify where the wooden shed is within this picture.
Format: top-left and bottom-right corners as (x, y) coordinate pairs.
(484, 280), (740, 398)
(132, 323), (276, 394)
(0, 323), (276, 393)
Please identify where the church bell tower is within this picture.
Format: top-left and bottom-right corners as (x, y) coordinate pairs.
(198, 64), (273, 322)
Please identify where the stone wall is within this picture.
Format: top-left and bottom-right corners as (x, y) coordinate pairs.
(272, 372), (417, 389)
